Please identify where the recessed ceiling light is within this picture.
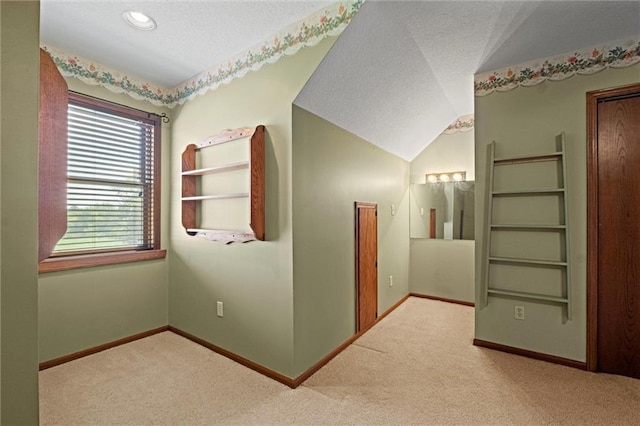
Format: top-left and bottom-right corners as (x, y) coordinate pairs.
(122, 10), (157, 31)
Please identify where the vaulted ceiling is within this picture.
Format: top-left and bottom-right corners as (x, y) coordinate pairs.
(40, 1), (640, 160)
(295, 1), (640, 160)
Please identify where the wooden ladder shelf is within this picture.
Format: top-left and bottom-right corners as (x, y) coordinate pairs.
(482, 132), (572, 320)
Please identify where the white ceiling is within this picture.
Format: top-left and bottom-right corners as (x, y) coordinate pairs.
(40, 1), (336, 87)
(295, 0), (640, 160)
(40, 1), (640, 160)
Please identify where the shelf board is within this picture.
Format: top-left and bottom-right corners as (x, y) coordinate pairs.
(181, 161), (249, 176)
(194, 127), (256, 149)
(487, 288), (568, 304)
(489, 256), (567, 267)
(182, 193), (249, 201)
(186, 228), (257, 244)
(492, 188), (565, 196)
(491, 224), (566, 230)
(494, 152), (563, 165)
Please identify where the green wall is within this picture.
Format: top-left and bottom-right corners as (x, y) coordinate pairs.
(409, 129), (475, 303)
(169, 38), (335, 378)
(409, 240), (474, 303)
(474, 64), (640, 361)
(38, 81), (171, 363)
(410, 130), (475, 184)
(291, 105), (410, 376)
(0, 1), (40, 423)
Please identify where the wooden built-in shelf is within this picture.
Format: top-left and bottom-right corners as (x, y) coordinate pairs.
(181, 161), (249, 176)
(185, 229), (259, 243)
(182, 125), (265, 244)
(181, 193), (249, 202)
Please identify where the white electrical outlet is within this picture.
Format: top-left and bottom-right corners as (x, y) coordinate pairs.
(420, 207), (424, 216)
(391, 204), (396, 216)
(217, 301), (224, 318)
(389, 275), (394, 287)
(514, 305), (525, 320)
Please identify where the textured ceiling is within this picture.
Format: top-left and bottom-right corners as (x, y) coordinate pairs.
(40, 1), (335, 87)
(41, 1), (640, 160)
(295, 0), (640, 160)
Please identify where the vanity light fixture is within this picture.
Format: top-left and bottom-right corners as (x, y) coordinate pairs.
(122, 10), (157, 30)
(426, 171), (466, 183)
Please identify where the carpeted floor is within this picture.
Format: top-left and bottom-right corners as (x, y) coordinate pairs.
(39, 297), (640, 425)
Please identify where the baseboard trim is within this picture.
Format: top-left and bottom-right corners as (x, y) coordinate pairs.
(473, 339), (587, 370)
(171, 294), (410, 389)
(378, 294), (410, 322)
(169, 326), (296, 388)
(291, 331), (360, 388)
(39, 325), (170, 371)
(292, 294), (410, 387)
(410, 293), (475, 307)
(38, 295), (411, 386)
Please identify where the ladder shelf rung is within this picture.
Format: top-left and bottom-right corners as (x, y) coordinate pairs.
(182, 161), (249, 176)
(494, 152), (563, 165)
(489, 256), (567, 267)
(491, 224), (566, 230)
(487, 288), (569, 304)
(492, 188), (565, 196)
(182, 193), (249, 201)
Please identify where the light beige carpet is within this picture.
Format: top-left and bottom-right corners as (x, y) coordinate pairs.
(40, 297), (640, 425)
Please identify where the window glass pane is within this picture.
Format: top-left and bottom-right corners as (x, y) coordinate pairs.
(53, 96), (157, 255)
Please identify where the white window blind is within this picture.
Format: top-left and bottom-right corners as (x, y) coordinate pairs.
(53, 95), (159, 255)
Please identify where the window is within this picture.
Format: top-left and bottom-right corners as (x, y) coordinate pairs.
(39, 92), (165, 272)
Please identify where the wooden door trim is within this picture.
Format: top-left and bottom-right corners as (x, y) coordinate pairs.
(354, 202), (377, 333)
(586, 82), (640, 372)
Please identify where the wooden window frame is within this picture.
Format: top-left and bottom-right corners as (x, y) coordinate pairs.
(38, 92), (165, 273)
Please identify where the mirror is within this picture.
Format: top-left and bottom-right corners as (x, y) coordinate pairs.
(410, 181), (475, 240)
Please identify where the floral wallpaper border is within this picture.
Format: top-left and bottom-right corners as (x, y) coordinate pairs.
(42, 44), (171, 107)
(475, 38), (640, 96)
(443, 114), (474, 134)
(172, 0), (364, 106)
(42, 0), (363, 108)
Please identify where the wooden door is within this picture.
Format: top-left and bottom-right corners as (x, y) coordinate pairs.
(587, 83), (640, 379)
(355, 202), (378, 332)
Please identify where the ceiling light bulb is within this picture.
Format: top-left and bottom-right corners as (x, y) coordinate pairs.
(427, 175), (438, 183)
(122, 11), (157, 30)
(452, 173), (464, 181)
(129, 11), (150, 23)
(439, 174), (450, 182)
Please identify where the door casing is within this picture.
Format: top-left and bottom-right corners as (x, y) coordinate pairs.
(586, 82), (640, 373)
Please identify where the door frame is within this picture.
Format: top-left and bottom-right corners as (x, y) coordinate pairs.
(354, 201), (378, 333)
(586, 82), (640, 372)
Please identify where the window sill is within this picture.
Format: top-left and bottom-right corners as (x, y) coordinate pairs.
(38, 249), (167, 273)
